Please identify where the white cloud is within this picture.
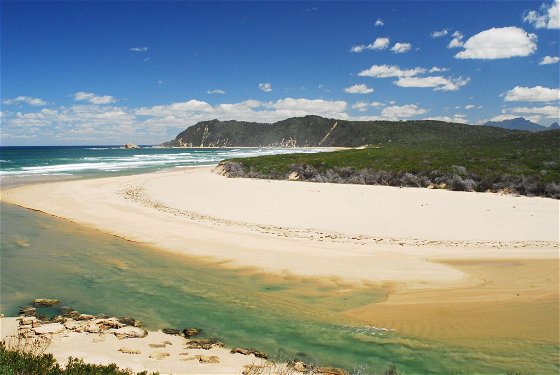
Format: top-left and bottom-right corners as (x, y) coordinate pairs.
(447, 31), (464, 48)
(465, 104), (475, 109)
(455, 27), (537, 59)
(344, 84), (374, 94)
(207, 89), (225, 95)
(381, 104), (427, 120)
(507, 105), (559, 118)
(351, 37), (390, 52)
(3, 96), (48, 106)
(258, 83), (272, 92)
(375, 18), (384, 26)
(523, 0), (560, 29)
(130, 46), (148, 52)
(503, 86), (560, 102)
(73, 91), (116, 105)
(431, 29), (448, 38)
(358, 64), (425, 78)
(394, 75), (470, 91)
(539, 56), (560, 65)
(429, 66), (449, 73)
(352, 101), (383, 112)
(391, 42), (412, 53)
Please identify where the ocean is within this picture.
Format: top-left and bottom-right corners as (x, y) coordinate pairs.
(0, 146), (557, 373)
(0, 146), (330, 185)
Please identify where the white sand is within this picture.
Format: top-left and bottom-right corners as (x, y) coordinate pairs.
(1, 167), (558, 289)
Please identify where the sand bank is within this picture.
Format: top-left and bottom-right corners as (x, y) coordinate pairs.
(1, 167), (557, 289)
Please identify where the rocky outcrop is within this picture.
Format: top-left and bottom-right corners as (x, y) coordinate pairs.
(32, 298), (60, 307)
(120, 143), (140, 149)
(182, 327), (201, 337)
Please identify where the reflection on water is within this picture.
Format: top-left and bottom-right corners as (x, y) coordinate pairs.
(1, 202), (557, 373)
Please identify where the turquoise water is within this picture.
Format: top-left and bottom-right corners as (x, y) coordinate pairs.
(2, 203), (558, 374)
(1, 146), (558, 373)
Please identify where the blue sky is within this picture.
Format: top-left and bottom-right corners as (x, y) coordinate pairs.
(1, 1), (559, 145)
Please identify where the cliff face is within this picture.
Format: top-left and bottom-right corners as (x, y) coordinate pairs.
(160, 115), (512, 148)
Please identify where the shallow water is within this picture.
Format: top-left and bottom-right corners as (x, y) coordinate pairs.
(2, 202), (558, 373)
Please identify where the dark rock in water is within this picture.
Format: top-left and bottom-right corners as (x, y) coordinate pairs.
(162, 328), (181, 335)
(185, 338), (224, 350)
(61, 308), (80, 319)
(118, 317), (143, 327)
(182, 327), (201, 337)
(19, 306), (37, 317)
(230, 347), (268, 359)
(120, 143), (140, 149)
(32, 298), (60, 307)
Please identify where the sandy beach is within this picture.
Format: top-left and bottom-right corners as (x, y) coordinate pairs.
(2, 167), (559, 346)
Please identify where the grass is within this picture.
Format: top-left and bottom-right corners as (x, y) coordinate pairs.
(0, 336), (157, 375)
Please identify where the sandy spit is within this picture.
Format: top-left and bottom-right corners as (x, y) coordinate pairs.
(1, 167), (558, 290)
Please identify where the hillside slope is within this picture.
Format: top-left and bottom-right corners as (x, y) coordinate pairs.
(161, 115), (518, 148)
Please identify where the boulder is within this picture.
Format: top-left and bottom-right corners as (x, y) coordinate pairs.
(162, 328), (181, 335)
(113, 326), (148, 339)
(185, 338), (223, 350)
(289, 361), (308, 372)
(19, 306), (37, 317)
(32, 298), (60, 307)
(118, 317), (143, 327)
(76, 314), (95, 321)
(182, 328), (201, 338)
(230, 347), (268, 359)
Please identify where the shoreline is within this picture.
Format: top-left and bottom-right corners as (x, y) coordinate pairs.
(1, 167), (558, 345)
(0, 307), (312, 375)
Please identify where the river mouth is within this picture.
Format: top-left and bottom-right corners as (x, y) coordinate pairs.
(1, 202), (558, 373)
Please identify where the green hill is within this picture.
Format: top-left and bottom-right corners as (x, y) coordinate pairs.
(161, 115), (520, 148)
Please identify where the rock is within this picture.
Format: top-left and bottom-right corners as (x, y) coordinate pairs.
(119, 347), (141, 355)
(182, 328), (201, 337)
(162, 328), (181, 335)
(290, 361), (307, 372)
(50, 315), (66, 323)
(314, 366), (348, 375)
(185, 338), (223, 350)
(19, 306), (37, 317)
(19, 316), (38, 326)
(113, 326), (148, 339)
(196, 355), (220, 364)
(118, 317), (143, 327)
(63, 319), (84, 330)
(31, 323), (65, 335)
(149, 351), (170, 360)
(288, 171), (300, 181)
(121, 143), (140, 149)
(230, 347), (268, 359)
(76, 314), (95, 321)
(32, 298), (60, 307)
(61, 307), (81, 319)
(0, 314), (4, 318)
(95, 318), (124, 330)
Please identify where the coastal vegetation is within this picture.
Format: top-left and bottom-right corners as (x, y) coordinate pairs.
(218, 128), (560, 198)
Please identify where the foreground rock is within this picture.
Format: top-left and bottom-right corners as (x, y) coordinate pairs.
(231, 347), (268, 359)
